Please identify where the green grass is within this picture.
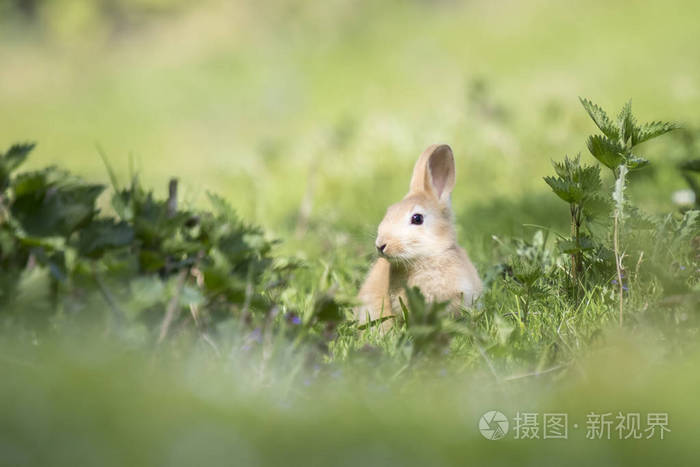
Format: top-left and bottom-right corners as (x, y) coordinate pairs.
(1, 1), (699, 465)
(2, 331), (699, 466)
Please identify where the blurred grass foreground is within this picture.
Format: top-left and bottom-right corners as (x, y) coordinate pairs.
(1, 1), (700, 466)
(2, 334), (700, 466)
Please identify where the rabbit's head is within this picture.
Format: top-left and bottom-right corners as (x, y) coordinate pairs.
(375, 144), (457, 262)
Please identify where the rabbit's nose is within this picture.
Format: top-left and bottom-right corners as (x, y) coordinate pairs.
(376, 244), (387, 254)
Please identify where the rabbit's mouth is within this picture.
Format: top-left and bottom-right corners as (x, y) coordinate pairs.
(379, 248), (409, 263)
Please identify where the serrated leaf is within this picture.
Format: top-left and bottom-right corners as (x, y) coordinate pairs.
(586, 135), (624, 169)
(544, 176), (583, 203)
(624, 155), (649, 170)
(578, 164), (602, 193)
(207, 191), (239, 222)
(11, 169), (104, 237)
(547, 155), (602, 206)
(509, 257), (543, 286)
(1, 143), (35, 192)
(617, 100), (636, 144)
(75, 219), (134, 258)
(3, 143), (35, 170)
(579, 98), (619, 140)
(552, 154), (582, 179)
(633, 121), (679, 145)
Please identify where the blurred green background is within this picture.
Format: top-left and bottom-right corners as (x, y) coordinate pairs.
(1, 1), (699, 465)
(2, 0), (698, 247)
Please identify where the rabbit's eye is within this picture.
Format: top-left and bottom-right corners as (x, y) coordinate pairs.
(411, 213), (424, 225)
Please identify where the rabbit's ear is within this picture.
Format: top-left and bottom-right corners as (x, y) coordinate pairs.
(409, 144), (456, 203)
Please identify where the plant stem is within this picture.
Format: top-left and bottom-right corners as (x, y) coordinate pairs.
(613, 214), (624, 326)
(158, 269), (188, 344)
(612, 164), (628, 327)
(570, 203), (583, 299)
(570, 204), (577, 285)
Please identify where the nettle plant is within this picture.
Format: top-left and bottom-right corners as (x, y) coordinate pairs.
(545, 98), (679, 315)
(544, 154), (605, 287)
(0, 143), (345, 345)
(581, 98), (677, 175)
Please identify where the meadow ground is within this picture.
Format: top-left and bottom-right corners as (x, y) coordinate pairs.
(1, 0), (699, 465)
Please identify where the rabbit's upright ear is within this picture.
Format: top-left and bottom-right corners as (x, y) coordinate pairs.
(409, 144), (456, 203)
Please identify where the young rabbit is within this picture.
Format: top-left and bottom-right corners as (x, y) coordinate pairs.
(356, 144), (482, 329)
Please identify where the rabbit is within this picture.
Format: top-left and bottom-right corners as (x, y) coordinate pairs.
(355, 143), (482, 330)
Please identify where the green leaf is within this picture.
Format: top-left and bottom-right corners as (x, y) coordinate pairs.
(624, 155), (649, 170)
(11, 169), (104, 237)
(75, 219), (134, 258)
(633, 121), (679, 146)
(557, 236), (595, 254)
(579, 98), (619, 140)
(579, 165), (603, 193)
(139, 249), (167, 273)
(509, 257), (543, 287)
(547, 155), (602, 206)
(617, 100), (636, 144)
(581, 193), (610, 221)
(207, 192), (239, 222)
(0, 143), (35, 192)
(356, 315), (394, 330)
(313, 293), (344, 323)
(544, 176), (583, 203)
(586, 135), (624, 170)
(3, 143), (34, 170)
(398, 296), (409, 325)
(551, 154), (582, 179)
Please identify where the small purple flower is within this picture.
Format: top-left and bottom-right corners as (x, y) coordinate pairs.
(680, 265), (686, 271)
(291, 315), (302, 325)
(622, 285), (628, 292)
(611, 279), (618, 285)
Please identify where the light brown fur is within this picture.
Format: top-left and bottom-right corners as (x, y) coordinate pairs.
(356, 144), (482, 330)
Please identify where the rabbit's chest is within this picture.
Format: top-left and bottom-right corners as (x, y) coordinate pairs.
(389, 265), (463, 305)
